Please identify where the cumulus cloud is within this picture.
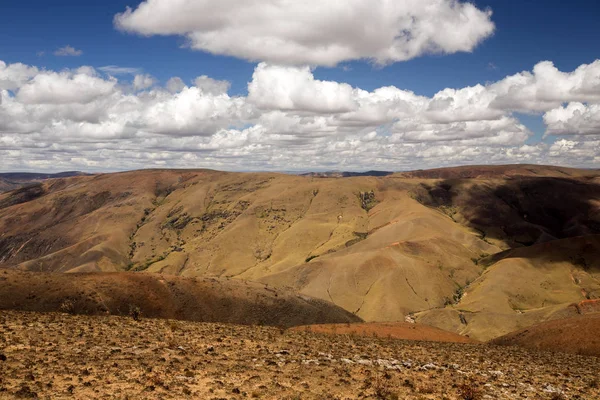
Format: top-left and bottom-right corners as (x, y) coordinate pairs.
(193, 76), (231, 95)
(54, 45), (83, 57)
(166, 77), (186, 93)
(1, 58), (600, 172)
(16, 68), (116, 104)
(132, 74), (156, 91)
(138, 87), (253, 136)
(0, 61), (39, 91)
(114, 0), (495, 66)
(489, 60), (600, 113)
(248, 63), (358, 113)
(544, 102), (600, 136)
(99, 65), (142, 75)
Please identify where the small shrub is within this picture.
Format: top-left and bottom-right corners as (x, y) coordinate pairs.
(59, 299), (75, 314)
(168, 320), (179, 332)
(373, 372), (398, 400)
(458, 381), (481, 400)
(129, 304), (142, 321)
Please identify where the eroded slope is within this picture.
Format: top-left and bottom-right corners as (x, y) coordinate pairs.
(0, 269), (360, 327)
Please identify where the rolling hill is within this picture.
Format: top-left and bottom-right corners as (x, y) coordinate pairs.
(0, 165), (599, 342)
(490, 312), (600, 357)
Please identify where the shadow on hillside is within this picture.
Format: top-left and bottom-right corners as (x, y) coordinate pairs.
(414, 176), (600, 265)
(0, 184), (45, 210)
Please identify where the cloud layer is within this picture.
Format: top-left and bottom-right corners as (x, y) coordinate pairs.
(1, 59), (599, 172)
(114, 0), (495, 66)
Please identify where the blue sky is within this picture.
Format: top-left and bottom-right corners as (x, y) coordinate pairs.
(0, 0), (600, 95)
(1, 0), (599, 172)
(2, 0), (599, 94)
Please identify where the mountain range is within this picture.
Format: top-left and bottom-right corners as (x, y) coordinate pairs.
(1, 164), (598, 342)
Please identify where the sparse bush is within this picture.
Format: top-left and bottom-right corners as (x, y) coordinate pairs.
(454, 286), (465, 303)
(358, 190), (378, 212)
(129, 304), (142, 321)
(373, 371), (398, 400)
(458, 381), (481, 400)
(59, 299), (75, 314)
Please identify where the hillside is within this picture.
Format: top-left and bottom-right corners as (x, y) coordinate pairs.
(415, 235), (600, 341)
(0, 165), (599, 341)
(0, 269), (359, 327)
(490, 313), (600, 357)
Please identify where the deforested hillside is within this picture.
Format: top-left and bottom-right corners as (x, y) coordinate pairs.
(0, 165), (599, 341)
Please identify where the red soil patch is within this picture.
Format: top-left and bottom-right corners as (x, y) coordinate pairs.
(490, 313), (600, 357)
(290, 322), (478, 344)
(576, 299), (600, 314)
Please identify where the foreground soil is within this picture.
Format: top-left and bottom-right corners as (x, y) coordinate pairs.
(1, 311), (599, 400)
(290, 322), (477, 344)
(491, 313), (600, 358)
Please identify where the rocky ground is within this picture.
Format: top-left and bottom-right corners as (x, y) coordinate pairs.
(1, 311), (599, 399)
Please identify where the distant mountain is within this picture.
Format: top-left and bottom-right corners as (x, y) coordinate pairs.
(301, 170), (394, 178)
(0, 171), (89, 193)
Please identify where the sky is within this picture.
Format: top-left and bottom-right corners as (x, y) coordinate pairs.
(0, 0), (599, 172)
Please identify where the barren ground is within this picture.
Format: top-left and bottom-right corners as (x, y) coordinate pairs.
(1, 311), (599, 400)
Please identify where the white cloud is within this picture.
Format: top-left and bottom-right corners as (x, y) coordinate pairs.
(194, 75), (230, 95)
(99, 65), (142, 75)
(114, 0), (495, 67)
(2, 58), (600, 173)
(138, 87), (253, 136)
(132, 74), (156, 91)
(390, 117), (530, 145)
(0, 61), (39, 91)
(490, 60), (600, 113)
(248, 63), (358, 113)
(166, 77), (186, 93)
(54, 45), (83, 57)
(16, 68), (116, 104)
(544, 102), (600, 136)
